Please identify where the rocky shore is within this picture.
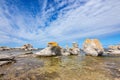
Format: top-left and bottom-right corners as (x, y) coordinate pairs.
(0, 40), (120, 67)
(0, 50), (120, 80)
(0, 40), (120, 80)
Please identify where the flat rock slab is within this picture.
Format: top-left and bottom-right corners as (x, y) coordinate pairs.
(0, 54), (15, 61)
(108, 50), (120, 54)
(17, 54), (36, 58)
(24, 52), (33, 55)
(0, 61), (12, 66)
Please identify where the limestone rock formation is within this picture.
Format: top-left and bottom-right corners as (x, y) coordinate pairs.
(35, 42), (62, 56)
(21, 44), (33, 51)
(83, 39), (104, 56)
(109, 45), (120, 50)
(107, 45), (120, 56)
(0, 46), (10, 51)
(0, 54), (15, 66)
(0, 61), (12, 66)
(0, 54), (15, 61)
(69, 42), (80, 55)
(35, 42), (80, 57)
(61, 48), (70, 56)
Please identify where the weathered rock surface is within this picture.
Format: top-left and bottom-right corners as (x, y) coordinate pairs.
(0, 54), (15, 66)
(17, 52), (34, 58)
(61, 48), (70, 56)
(109, 45), (120, 50)
(107, 50), (120, 56)
(107, 45), (120, 56)
(35, 42), (62, 56)
(0, 46), (10, 51)
(0, 54), (15, 61)
(83, 39), (104, 56)
(35, 42), (80, 57)
(68, 42), (80, 55)
(0, 61), (12, 66)
(35, 42), (80, 56)
(21, 44), (33, 51)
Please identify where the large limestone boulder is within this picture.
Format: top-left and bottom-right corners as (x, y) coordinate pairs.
(35, 42), (62, 56)
(83, 39), (104, 56)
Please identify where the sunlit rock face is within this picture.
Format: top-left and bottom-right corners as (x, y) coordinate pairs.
(35, 42), (62, 56)
(83, 39), (104, 56)
(21, 44), (33, 51)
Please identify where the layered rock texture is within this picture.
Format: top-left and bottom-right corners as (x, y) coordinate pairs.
(68, 42), (80, 55)
(35, 42), (62, 56)
(108, 45), (120, 55)
(109, 45), (120, 50)
(35, 42), (80, 56)
(0, 54), (15, 66)
(83, 39), (104, 56)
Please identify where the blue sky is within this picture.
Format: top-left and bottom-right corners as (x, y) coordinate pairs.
(0, 0), (120, 48)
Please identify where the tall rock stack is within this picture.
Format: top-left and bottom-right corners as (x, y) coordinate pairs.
(83, 39), (104, 56)
(69, 42), (80, 55)
(72, 42), (79, 48)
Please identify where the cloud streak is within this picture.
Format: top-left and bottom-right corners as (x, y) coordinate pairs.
(0, 0), (120, 47)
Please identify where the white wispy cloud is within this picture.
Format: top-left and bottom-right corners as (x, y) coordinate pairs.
(0, 0), (120, 47)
